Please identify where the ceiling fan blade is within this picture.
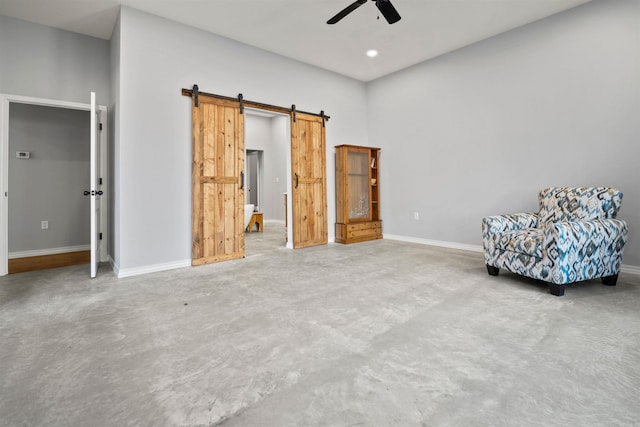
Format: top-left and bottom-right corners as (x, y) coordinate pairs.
(327, 0), (368, 24)
(375, 0), (401, 24)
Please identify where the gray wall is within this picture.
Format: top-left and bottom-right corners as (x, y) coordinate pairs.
(0, 15), (110, 106)
(245, 113), (288, 222)
(5, 0), (637, 274)
(271, 116), (290, 222)
(245, 115), (270, 210)
(112, 7), (369, 272)
(8, 104), (90, 252)
(367, 0), (640, 267)
(1, 14), (112, 258)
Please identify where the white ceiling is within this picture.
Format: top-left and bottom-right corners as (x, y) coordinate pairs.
(0, 0), (592, 81)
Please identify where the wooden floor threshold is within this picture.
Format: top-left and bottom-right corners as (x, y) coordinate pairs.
(9, 251), (90, 274)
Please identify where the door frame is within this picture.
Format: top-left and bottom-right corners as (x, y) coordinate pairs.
(0, 93), (108, 276)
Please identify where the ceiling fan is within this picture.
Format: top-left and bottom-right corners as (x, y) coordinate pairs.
(327, 0), (401, 25)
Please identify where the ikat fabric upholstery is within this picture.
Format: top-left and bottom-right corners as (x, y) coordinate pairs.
(482, 187), (628, 286)
(538, 187), (623, 229)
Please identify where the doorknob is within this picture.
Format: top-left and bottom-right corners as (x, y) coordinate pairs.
(83, 190), (104, 196)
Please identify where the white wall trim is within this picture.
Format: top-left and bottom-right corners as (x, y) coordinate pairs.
(1, 94), (91, 112)
(383, 234), (640, 275)
(0, 95), (8, 275)
(9, 245), (90, 259)
(383, 233), (483, 253)
(621, 264), (640, 276)
(264, 219), (285, 225)
(116, 259), (191, 279)
(107, 255), (119, 277)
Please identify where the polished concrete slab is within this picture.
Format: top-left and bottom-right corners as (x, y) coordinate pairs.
(1, 224), (639, 426)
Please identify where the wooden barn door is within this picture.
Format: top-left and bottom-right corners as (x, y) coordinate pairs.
(192, 96), (245, 265)
(291, 113), (327, 248)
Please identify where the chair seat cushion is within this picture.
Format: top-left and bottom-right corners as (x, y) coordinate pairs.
(495, 228), (544, 259)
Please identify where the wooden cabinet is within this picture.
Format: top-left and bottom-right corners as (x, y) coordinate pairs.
(335, 145), (382, 244)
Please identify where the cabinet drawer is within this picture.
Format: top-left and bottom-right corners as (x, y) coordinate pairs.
(345, 221), (382, 232)
(348, 227), (382, 239)
(336, 221), (382, 244)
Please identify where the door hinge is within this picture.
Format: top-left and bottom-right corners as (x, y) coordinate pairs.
(99, 233), (103, 240)
(99, 123), (103, 131)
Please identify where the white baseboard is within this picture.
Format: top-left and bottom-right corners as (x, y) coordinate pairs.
(383, 234), (483, 253)
(107, 255), (119, 277)
(9, 245), (90, 259)
(621, 264), (640, 276)
(383, 234), (640, 276)
(116, 259), (191, 279)
(264, 219), (285, 225)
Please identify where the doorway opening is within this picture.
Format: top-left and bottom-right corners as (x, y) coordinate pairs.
(0, 94), (108, 276)
(244, 109), (291, 254)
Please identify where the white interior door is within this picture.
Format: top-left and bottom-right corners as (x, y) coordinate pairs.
(90, 92), (100, 278)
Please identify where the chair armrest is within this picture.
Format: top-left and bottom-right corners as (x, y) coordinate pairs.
(543, 219), (628, 283)
(546, 219), (628, 249)
(482, 213), (538, 236)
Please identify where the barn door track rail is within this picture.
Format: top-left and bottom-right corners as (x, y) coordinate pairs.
(182, 85), (330, 125)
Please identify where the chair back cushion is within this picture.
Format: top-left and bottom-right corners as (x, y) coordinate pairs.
(538, 187), (623, 228)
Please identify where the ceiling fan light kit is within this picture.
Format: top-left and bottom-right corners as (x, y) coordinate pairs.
(327, 0), (401, 25)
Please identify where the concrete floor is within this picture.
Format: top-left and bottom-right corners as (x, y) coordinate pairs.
(1, 224), (640, 426)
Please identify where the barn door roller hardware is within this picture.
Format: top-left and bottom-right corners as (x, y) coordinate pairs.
(192, 84), (199, 107)
(182, 86), (329, 122)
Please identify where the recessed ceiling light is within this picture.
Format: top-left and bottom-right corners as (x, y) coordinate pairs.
(366, 49), (379, 58)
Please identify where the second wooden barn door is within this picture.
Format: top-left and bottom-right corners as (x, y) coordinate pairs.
(192, 95), (245, 265)
(291, 113), (328, 248)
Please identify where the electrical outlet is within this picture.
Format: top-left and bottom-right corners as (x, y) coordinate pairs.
(41, 220), (48, 230)
(414, 212), (419, 220)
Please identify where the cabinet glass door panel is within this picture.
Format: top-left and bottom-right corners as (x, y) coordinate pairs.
(347, 151), (370, 220)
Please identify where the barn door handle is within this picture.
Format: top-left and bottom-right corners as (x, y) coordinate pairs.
(294, 173), (299, 189)
(240, 171), (245, 189)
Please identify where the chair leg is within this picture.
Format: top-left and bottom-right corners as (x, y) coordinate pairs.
(548, 283), (565, 296)
(602, 274), (618, 286)
(486, 265), (499, 276)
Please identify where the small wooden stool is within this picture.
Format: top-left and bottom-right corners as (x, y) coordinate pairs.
(247, 212), (263, 232)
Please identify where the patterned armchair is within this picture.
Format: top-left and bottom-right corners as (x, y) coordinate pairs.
(482, 187), (628, 296)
